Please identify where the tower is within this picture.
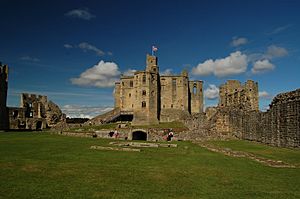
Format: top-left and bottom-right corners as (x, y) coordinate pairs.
(132, 54), (160, 125)
(0, 63), (8, 129)
(189, 80), (203, 113)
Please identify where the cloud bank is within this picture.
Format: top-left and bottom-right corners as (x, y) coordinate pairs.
(192, 51), (248, 77)
(71, 61), (121, 88)
(192, 44), (288, 77)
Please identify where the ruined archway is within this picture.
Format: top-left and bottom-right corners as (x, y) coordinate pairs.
(132, 131), (147, 141)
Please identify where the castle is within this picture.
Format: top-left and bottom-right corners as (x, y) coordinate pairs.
(113, 54), (203, 125)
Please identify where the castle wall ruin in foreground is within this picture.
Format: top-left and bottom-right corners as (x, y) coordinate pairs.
(183, 85), (300, 148)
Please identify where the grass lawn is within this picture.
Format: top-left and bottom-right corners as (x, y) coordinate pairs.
(0, 132), (299, 199)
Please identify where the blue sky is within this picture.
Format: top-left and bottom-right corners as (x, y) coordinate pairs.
(1, 0), (300, 118)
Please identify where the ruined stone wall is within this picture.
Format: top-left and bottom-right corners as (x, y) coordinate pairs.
(219, 80), (258, 111)
(0, 63), (8, 130)
(219, 89), (300, 147)
(114, 82), (121, 108)
(8, 93), (63, 130)
(119, 76), (134, 112)
(20, 93), (47, 118)
(160, 75), (189, 111)
(189, 81), (203, 113)
(160, 109), (190, 123)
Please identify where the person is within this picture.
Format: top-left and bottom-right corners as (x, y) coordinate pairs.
(114, 129), (119, 139)
(167, 129), (174, 141)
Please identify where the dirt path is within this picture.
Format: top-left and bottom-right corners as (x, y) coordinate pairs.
(194, 141), (297, 168)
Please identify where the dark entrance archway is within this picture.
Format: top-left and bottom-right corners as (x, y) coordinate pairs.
(132, 131), (147, 141)
(36, 121), (42, 130)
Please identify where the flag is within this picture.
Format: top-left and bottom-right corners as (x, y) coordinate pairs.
(152, 46), (158, 52)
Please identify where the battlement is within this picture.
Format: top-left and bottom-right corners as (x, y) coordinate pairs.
(21, 93), (48, 107)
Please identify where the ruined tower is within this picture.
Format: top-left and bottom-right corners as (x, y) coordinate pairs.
(189, 80), (203, 113)
(218, 80), (259, 111)
(132, 54), (160, 125)
(0, 63), (8, 130)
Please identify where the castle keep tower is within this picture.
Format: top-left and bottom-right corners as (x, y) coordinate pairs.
(132, 55), (160, 125)
(0, 63), (8, 130)
(109, 54), (204, 125)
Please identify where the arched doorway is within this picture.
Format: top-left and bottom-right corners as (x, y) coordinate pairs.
(36, 121), (43, 130)
(132, 131), (147, 141)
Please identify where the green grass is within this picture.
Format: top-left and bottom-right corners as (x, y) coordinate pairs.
(208, 140), (300, 165)
(0, 132), (299, 199)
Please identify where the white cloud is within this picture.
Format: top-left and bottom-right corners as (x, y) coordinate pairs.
(71, 60), (121, 88)
(231, 37), (248, 47)
(251, 59), (274, 74)
(65, 8), (95, 20)
(259, 91), (273, 100)
(204, 84), (219, 100)
(264, 45), (288, 59)
(78, 42), (105, 56)
(192, 51), (248, 77)
(64, 44), (73, 49)
(20, 56), (40, 62)
(61, 105), (113, 119)
(123, 69), (137, 76)
(161, 68), (173, 75)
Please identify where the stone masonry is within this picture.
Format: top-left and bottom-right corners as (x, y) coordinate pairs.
(8, 93), (64, 130)
(112, 54), (203, 125)
(209, 82), (300, 147)
(0, 62), (64, 130)
(0, 63), (9, 130)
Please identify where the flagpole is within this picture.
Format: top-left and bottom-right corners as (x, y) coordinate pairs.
(151, 46), (154, 56)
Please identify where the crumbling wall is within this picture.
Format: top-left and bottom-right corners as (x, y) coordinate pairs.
(219, 80), (258, 111)
(217, 89), (300, 147)
(8, 93), (64, 130)
(160, 109), (190, 123)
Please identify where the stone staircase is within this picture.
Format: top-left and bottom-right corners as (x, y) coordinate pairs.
(87, 108), (121, 125)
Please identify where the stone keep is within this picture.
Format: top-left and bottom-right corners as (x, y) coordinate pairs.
(114, 54), (203, 125)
